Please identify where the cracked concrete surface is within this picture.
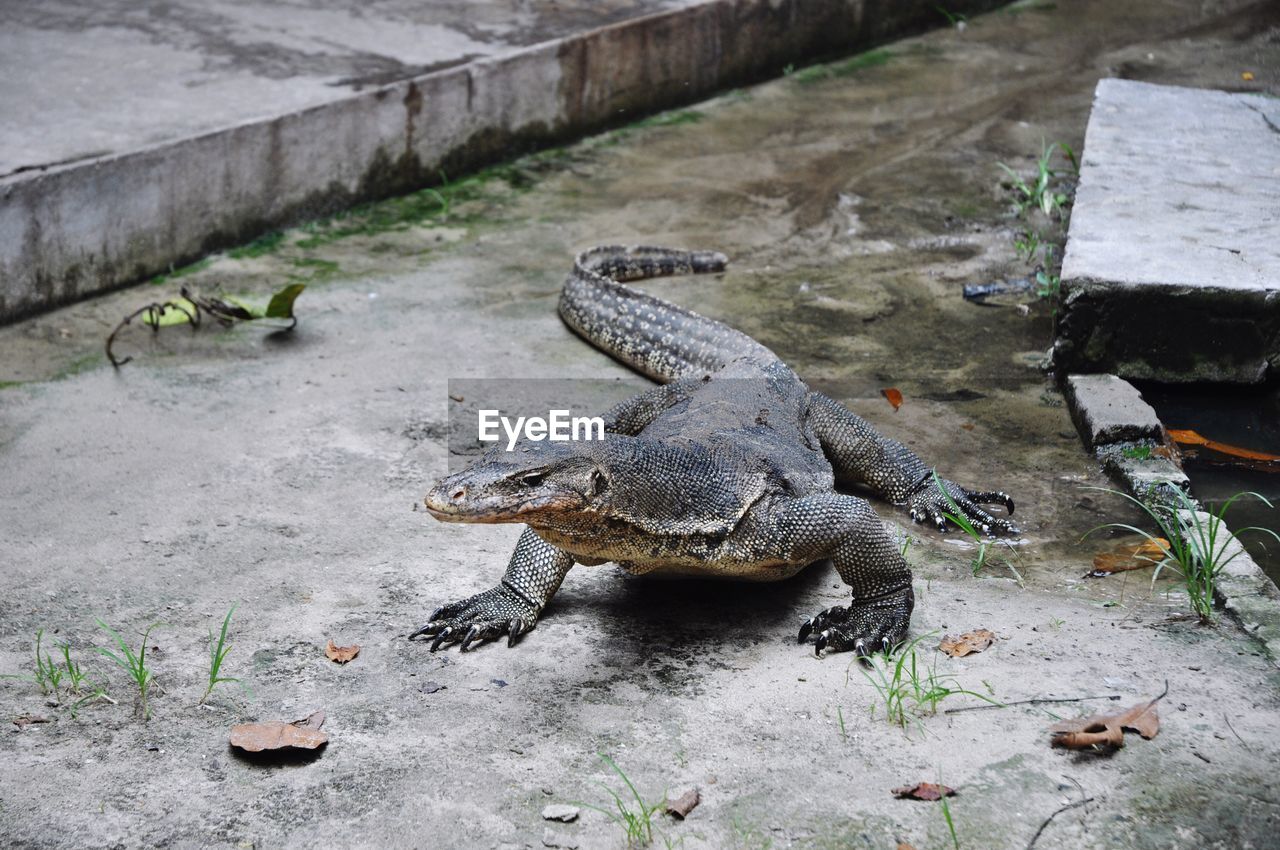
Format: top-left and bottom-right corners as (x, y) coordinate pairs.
(2, 1), (1280, 847)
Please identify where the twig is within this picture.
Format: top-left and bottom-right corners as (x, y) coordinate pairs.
(1222, 713), (1248, 747)
(944, 694), (1120, 715)
(1026, 796), (1093, 849)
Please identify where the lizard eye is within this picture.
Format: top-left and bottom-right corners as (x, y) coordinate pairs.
(520, 472), (545, 487)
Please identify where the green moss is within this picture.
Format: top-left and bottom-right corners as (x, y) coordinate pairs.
(0, 380), (26, 391)
(792, 48), (894, 85)
(289, 257), (341, 277)
(150, 256), (213, 286)
(56, 353), (100, 380)
(629, 109), (703, 130)
(228, 231), (286, 259)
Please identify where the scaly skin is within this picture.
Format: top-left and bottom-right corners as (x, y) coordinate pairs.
(410, 246), (1016, 656)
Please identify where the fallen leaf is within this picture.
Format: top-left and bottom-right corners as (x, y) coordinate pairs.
(1167, 429), (1280, 464)
(898, 844), (919, 850)
(1088, 539), (1169, 577)
(230, 711), (328, 753)
(1050, 688), (1164, 751)
(264, 283), (307, 320)
(665, 787), (700, 819)
(12, 714), (50, 728)
(892, 782), (956, 801)
(881, 388), (904, 411)
(325, 639), (360, 664)
(1242, 71), (1255, 81)
(541, 804), (580, 823)
(939, 629), (995, 657)
(960, 423), (975, 431)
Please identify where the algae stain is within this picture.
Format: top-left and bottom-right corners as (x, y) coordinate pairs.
(149, 256), (214, 286)
(791, 48), (894, 85)
(228, 231), (287, 259)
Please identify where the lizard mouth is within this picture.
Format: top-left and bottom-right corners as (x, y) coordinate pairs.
(423, 486), (578, 523)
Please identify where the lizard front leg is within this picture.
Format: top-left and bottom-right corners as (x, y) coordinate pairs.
(770, 494), (914, 656)
(806, 392), (1016, 535)
(410, 527), (574, 651)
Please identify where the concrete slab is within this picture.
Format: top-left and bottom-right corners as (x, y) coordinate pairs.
(1055, 78), (1280, 383)
(0, 0), (1008, 323)
(1064, 373), (1163, 448)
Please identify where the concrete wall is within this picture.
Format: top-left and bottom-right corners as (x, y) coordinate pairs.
(0, 0), (1005, 324)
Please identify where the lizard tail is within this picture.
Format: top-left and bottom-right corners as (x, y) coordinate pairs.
(558, 245), (778, 383)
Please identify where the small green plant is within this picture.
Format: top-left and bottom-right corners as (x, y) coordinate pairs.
(580, 755), (664, 848)
(2, 632), (107, 714)
(934, 472), (1024, 585)
(936, 6), (968, 26)
(1, 630), (62, 696)
(939, 786), (960, 849)
(837, 704), (848, 740)
(857, 633), (1001, 731)
(59, 642), (90, 695)
(1084, 487), (1279, 623)
(999, 140), (1078, 219)
(202, 604), (246, 703)
(96, 619), (161, 719)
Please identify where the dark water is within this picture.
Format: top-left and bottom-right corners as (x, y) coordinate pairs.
(1138, 381), (1280, 586)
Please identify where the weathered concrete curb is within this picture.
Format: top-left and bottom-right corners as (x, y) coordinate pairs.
(1063, 373), (1162, 449)
(0, 0), (1004, 324)
(1064, 372), (1280, 666)
(1054, 79), (1280, 383)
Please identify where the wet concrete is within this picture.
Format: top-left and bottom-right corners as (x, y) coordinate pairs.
(3, 1), (1280, 847)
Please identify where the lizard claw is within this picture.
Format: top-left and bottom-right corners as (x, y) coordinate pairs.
(430, 627), (454, 652)
(799, 587), (914, 657)
(907, 475), (1018, 537)
(410, 585), (540, 652)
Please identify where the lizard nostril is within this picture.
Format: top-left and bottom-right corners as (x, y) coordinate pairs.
(451, 487), (466, 501)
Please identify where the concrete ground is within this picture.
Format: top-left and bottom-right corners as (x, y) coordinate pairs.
(3, 1), (1280, 848)
(0, 0), (698, 176)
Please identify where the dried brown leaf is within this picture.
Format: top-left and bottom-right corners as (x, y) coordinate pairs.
(12, 714), (50, 728)
(1088, 539), (1168, 577)
(230, 720), (328, 753)
(881, 388), (904, 411)
(1050, 689), (1163, 750)
(938, 629), (995, 657)
(325, 639), (360, 664)
(664, 787), (700, 819)
(892, 782), (956, 801)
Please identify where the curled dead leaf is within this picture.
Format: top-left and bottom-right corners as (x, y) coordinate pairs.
(325, 639), (361, 664)
(1050, 684), (1165, 751)
(12, 714), (50, 728)
(881, 388), (904, 411)
(892, 782), (956, 801)
(1088, 539), (1169, 577)
(939, 629), (995, 658)
(664, 787), (700, 819)
(230, 710), (328, 753)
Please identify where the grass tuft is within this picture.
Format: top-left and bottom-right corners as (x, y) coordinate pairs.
(95, 619), (161, 719)
(1084, 486), (1279, 623)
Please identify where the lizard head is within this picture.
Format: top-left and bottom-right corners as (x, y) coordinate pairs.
(424, 441), (610, 525)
